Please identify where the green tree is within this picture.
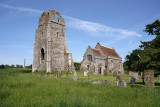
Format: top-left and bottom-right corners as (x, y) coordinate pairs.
(0, 64), (5, 69)
(144, 19), (160, 36)
(124, 19), (160, 72)
(11, 64), (15, 68)
(74, 62), (81, 71)
(25, 64), (32, 68)
(124, 49), (143, 71)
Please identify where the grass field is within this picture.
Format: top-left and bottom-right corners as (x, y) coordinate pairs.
(0, 69), (160, 107)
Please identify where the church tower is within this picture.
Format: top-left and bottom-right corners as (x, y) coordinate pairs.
(32, 9), (75, 72)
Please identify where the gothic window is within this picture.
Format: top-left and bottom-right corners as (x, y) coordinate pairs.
(87, 55), (92, 62)
(56, 13), (59, 22)
(41, 48), (45, 61)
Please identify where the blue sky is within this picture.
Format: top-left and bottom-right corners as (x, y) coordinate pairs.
(0, 0), (159, 66)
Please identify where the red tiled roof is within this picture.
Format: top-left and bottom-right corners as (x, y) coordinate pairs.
(91, 49), (102, 56)
(101, 46), (119, 57)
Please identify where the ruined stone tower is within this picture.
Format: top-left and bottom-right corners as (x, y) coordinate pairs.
(32, 9), (75, 73)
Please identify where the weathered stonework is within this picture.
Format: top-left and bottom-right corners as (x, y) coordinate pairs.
(144, 70), (154, 88)
(80, 43), (124, 75)
(32, 9), (75, 73)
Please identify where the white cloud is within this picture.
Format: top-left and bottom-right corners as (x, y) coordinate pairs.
(64, 15), (142, 39)
(0, 3), (42, 13)
(0, 3), (141, 39)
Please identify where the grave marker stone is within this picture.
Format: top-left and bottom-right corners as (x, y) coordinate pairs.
(116, 75), (121, 80)
(84, 71), (87, 76)
(113, 71), (117, 77)
(133, 72), (139, 80)
(56, 72), (61, 78)
(129, 77), (135, 84)
(144, 70), (154, 88)
(117, 80), (126, 87)
(104, 69), (107, 76)
(73, 72), (77, 81)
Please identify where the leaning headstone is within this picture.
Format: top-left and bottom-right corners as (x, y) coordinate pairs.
(132, 72), (139, 80)
(73, 72), (77, 81)
(129, 77), (135, 84)
(157, 75), (160, 82)
(84, 71), (87, 76)
(116, 75), (121, 80)
(144, 70), (154, 88)
(113, 71), (117, 77)
(117, 80), (126, 87)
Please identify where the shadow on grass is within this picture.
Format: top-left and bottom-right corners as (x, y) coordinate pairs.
(135, 82), (160, 86)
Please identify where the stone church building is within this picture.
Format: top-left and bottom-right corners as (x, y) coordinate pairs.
(81, 43), (124, 75)
(32, 9), (75, 72)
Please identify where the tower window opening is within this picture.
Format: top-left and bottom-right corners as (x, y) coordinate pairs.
(41, 48), (45, 61)
(56, 13), (59, 22)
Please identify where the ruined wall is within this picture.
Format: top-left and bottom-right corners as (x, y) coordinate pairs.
(107, 56), (123, 74)
(32, 9), (75, 72)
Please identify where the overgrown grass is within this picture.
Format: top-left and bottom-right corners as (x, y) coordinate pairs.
(0, 69), (160, 107)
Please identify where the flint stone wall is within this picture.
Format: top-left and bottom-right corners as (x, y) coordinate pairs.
(32, 9), (75, 72)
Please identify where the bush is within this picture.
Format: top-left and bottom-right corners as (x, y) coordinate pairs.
(61, 70), (69, 74)
(130, 84), (145, 88)
(74, 62), (81, 71)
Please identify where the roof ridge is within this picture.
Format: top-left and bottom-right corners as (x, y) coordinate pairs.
(101, 45), (113, 50)
(100, 45), (119, 58)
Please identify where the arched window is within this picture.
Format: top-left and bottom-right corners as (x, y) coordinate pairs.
(55, 12), (59, 22)
(87, 55), (92, 62)
(41, 48), (45, 61)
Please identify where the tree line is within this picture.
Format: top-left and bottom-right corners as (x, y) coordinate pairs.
(0, 64), (32, 69)
(123, 20), (160, 73)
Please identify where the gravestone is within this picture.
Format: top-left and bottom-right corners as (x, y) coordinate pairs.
(116, 75), (121, 80)
(157, 75), (160, 82)
(113, 71), (117, 77)
(129, 77), (135, 84)
(56, 72), (61, 78)
(103, 80), (108, 85)
(129, 71), (133, 75)
(73, 72), (77, 81)
(144, 70), (154, 88)
(104, 69), (107, 76)
(84, 71), (87, 76)
(117, 80), (126, 87)
(132, 72), (139, 80)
